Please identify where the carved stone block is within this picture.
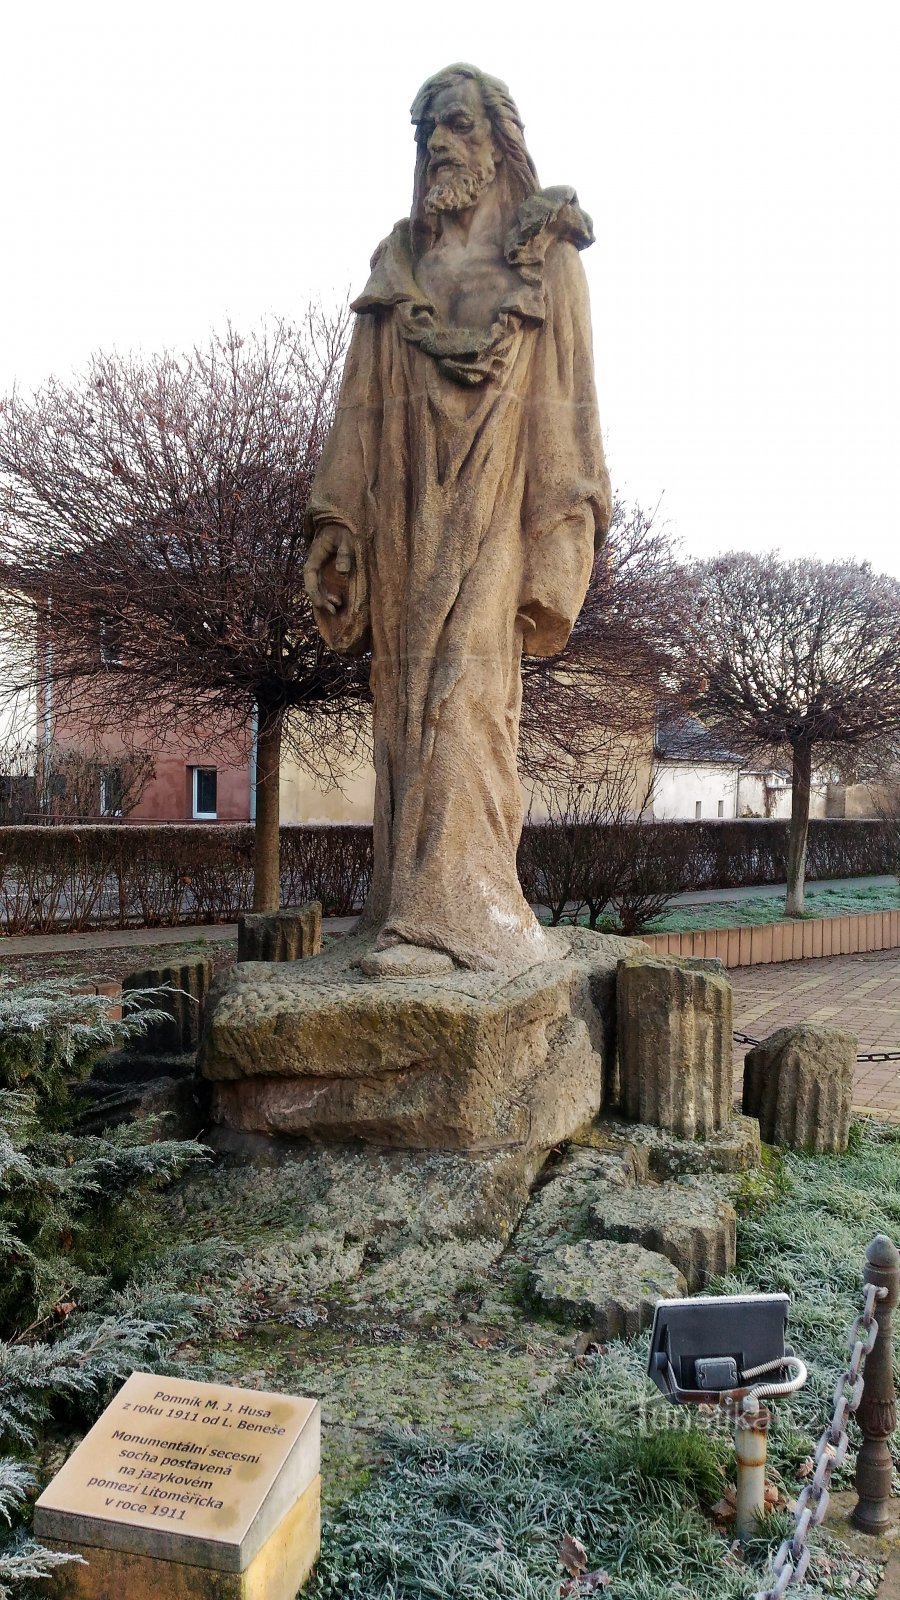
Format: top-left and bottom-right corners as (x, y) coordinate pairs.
(616, 954), (733, 1138)
(527, 1239), (685, 1337)
(238, 903), (322, 964)
(201, 926), (632, 1151)
(122, 957), (212, 1055)
(589, 1181), (737, 1291)
(742, 1023), (855, 1153)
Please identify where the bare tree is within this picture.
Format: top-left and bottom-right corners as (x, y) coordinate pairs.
(519, 746), (658, 926)
(687, 553), (900, 914)
(520, 498), (692, 781)
(0, 315), (368, 908)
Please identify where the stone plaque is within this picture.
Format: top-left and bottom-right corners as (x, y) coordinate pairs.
(35, 1371), (320, 1593)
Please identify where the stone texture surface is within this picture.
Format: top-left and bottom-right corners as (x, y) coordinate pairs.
(588, 1180), (737, 1290)
(238, 904), (322, 964)
(527, 1240), (685, 1337)
(303, 65), (609, 976)
(123, 957), (212, 1055)
(617, 954), (734, 1137)
(582, 1114), (761, 1176)
(75, 1058), (204, 1140)
(742, 1023), (856, 1152)
(201, 926), (631, 1151)
(40, 1475), (320, 1600)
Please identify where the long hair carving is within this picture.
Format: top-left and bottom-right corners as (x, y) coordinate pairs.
(409, 65), (540, 252)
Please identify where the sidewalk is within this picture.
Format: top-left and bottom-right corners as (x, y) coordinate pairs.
(672, 873), (895, 908)
(731, 948), (900, 1117)
(0, 923), (240, 957)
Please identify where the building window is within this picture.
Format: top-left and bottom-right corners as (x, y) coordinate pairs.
(192, 767), (217, 819)
(100, 765), (124, 817)
(717, 799), (725, 818)
(695, 801), (702, 820)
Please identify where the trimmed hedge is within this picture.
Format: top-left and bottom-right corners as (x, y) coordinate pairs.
(0, 824), (372, 933)
(0, 818), (894, 936)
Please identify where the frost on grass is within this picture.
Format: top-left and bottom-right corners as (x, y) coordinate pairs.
(307, 1130), (897, 1600)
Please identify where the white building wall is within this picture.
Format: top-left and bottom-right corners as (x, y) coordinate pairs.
(654, 763), (828, 822)
(653, 762), (741, 821)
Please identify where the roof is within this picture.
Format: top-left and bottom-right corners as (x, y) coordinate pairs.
(655, 709), (744, 766)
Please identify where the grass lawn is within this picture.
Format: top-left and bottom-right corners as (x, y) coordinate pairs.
(301, 1127), (897, 1599)
(135, 1124), (899, 1600)
(647, 882), (900, 933)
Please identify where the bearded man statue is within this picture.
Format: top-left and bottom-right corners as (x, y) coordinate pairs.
(304, 64), (610, 977)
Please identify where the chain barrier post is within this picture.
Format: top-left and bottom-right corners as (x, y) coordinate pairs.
(851, 1234), (900, 1535)
(735, 1394), (772, 1540)
(755, 1245), (889, 1598)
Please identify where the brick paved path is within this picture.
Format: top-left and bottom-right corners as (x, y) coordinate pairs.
(732, 949), (900, 1116)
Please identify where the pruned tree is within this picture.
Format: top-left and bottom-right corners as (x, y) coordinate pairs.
(687, 553), (900, 914)
(0, 315), (369, 908)
(520, 498), (692, 782)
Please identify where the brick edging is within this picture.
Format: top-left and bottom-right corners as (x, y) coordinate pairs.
(639, 909), (900, 968)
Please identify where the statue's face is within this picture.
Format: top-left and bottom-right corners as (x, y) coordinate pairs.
(419, 79), (498, 215)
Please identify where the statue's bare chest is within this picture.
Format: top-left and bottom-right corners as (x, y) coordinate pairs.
(416, 243), (521, 331)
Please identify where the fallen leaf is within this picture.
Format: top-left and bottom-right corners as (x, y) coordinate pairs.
(559, 1532), (589, 1576)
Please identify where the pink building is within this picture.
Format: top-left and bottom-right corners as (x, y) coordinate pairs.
(42, 692), (253, 823)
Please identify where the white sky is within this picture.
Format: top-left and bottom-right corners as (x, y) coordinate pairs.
(2, 1), (898, 575)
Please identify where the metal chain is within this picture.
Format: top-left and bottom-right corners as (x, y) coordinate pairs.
(754, 1281), (887, 1599)
(734, 1030), (900, 1064)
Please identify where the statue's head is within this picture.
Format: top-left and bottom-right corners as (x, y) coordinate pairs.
(410, 65), (539, 241)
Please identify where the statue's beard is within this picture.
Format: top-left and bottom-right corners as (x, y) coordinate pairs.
(424, 153), (496, 215)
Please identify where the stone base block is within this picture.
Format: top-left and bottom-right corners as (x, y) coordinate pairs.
(528, 1240), (685, 1337)
(41, 1475), (320, 1600)
(201, 927), (634, 1152)
(742, 1024), (855, 1153)
(584, 1114), (761, 1176)
(589, 1182), (737, 1290)
(617, 954), (733, 1137)
(123, 958), (212, 1055)
(238, 904), (322, 964)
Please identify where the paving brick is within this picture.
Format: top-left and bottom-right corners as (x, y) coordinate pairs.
(732, 950), (900, 1119)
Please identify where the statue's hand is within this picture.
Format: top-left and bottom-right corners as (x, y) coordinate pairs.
(304, 523), (356, 615)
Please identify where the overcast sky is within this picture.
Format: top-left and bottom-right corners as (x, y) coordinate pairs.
(2, 1), (898, 575)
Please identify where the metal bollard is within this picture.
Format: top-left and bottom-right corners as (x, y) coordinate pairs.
(851, 1233), (900, 1534)
(735, 1394), (771, 1540)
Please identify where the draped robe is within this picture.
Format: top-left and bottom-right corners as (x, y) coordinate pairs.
(306, 187), (611, 971)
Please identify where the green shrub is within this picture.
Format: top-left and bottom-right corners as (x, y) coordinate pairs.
(0, 976), (210, 1594)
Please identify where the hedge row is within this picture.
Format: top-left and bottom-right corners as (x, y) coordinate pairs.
(0, 824), (372, 934)
(0, 819), (894, 936)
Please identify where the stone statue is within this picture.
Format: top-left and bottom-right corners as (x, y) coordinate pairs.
(304, 64), (610, 977)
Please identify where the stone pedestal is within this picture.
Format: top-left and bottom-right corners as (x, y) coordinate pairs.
(200, 927), (633, 1152)
(123, 957), (212, 1055)
(237, 904), (322, 964)
(616, 954), (733, 1138)
(742, 1023), (855, 1152)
